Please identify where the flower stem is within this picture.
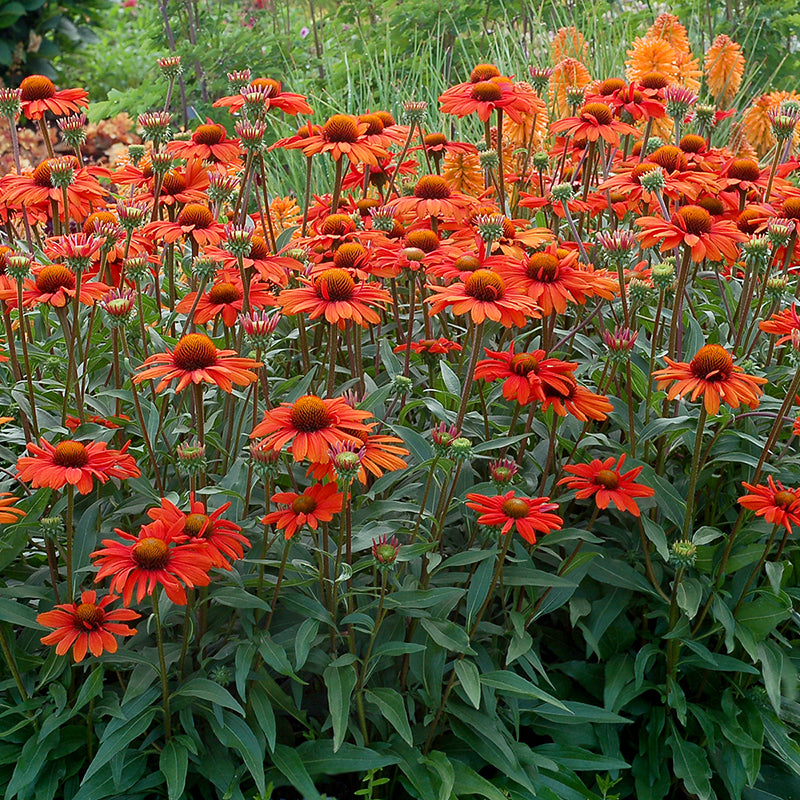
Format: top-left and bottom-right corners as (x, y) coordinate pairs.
(151, 590), (172, 740)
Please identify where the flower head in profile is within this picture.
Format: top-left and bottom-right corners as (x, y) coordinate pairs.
(166, 121), (242, 164)
(37, 590), (140, 662)
(551, 101), (640, 146)
(263, 482), (344, 539)
(250, 394), (372, 463)
(465, 490), (562, 544)
(652, 343), (767, 414)
(132, 333), (261, 393)
(558, 454), (654, 516)
(92, 521), (212, 606)
(738, 477), (800, 534)
(147, 495), (251, 569)
(17, 438), (140, 495)
(19, 75), (88, 120)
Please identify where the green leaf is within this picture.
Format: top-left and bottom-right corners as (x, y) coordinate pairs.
(271, 744), (324, 800)
(758, 640), (783, 714)
(440, 360), (461, 395)
(82, 709), (156, 782)
(454, 659), (481, 709)
(249, 682), (277, 752)
(323, 661), (357, 752)
(480, 670), (567, 709)
(420, 618), (476, 654)
(465, 555), (494, 629)
(0, 597), (45, 629)
(286, 741), (398, 778)
(668, 726), (712, 800)
(73, 666), (104, 712)
(258, 636), (302, 680)
(210, 710), (266, 796)
(676, 577), (703, 619)
(534, 744), (629, 772)
(0, 2), (26, 28)
(159, 739), (189, 800)
(171, 677), (244, 715)
(450, 760), (509, 800)
(738, 590), (792, 640)
(425, 750), (455, 800)
(294, 618), (319, 671)
(641, 515), (669, 561)
(365, 688), (413, 745)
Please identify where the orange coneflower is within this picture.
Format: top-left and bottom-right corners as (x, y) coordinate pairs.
(19, 75), (88, 120)
(760, 303), (800, 343)
(132, 333), (261, 393)
(541, 382), (613, 421)
(213, 77), (313, 116)
(426, 269), (539, 327)
(551, 101), (640, 147)
(130, 158), (210, 207)
(147, 495), (250, 569)
(92, 521), (212, 607)
(166, 121), (242, 164)
(559, 454), (655, 517)
(145, 203), (226, 247)
(391, 175), (475, 222)
(636, 204), (747, 262)
(739, 477), (800, 534)
(37, 590), (139, 662)
(204, 234), (293, 286)
(288, 114), (388, 166)
(250, 394), (372, 464)
(0, 494), (25, 523)
(393, 337), (462, 356)
(652, 343), (767, 414)
(439, 77), (539, 123)
(474, 344), (577, 405)
(278, 268), (392, 329)
(0, 264), (109, 309)
(704, 35), (745, 108)
(17, 438), (140, 495)
(177, 275), (275, 327)
(263, 482), (344, 540)
(465, 491), (562, 544)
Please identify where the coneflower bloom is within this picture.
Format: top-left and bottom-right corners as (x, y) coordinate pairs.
(738, 477), (800, 534)
(144, 203), (226, 247)
(287, 114), (387, 165)
(251, 394), (372, 463)
(391, 175), (475, 221)
(37, 590), (139, 662)
(92, 521), (212, 606)
(606, 82), (666, 122)
(393, 338), (463, 356)
(133, 333), (261, 393)
(426, 269), (539, 327)
(760, 303), (800, 343)
(213, 77), (312, 115)
(651, 343), (767, 414)
(130, 158), (210, 207)
(278, 268), (392, 328)
(465, 491), (562, 544)
(0, 264), (109, 309)
(17, 439), (140, 495)
(551, 101), (639, 146)
(166, 121), (242, 164)
(559, 454), (655, 516)
(474, 345), (577, 404)
(177, 276), (275, 327)
(147, 495), (250, 568)
(18, 75), (88, 120)
(263, 482), (344, 539)
(541, 382), (613, 421)
(636, 204), (747, 262)
(439, 76), (539, 123)
(204, 234), (292, 286)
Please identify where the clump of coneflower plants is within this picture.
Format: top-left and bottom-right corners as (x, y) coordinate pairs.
(2, 14), (800, 799)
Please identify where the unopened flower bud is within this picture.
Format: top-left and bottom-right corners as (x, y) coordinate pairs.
(401, 101), (427, 124)
(0, 87), (21, 119)
(372, 534), (400, 568)
(532, 151), (550, 170)
(639, 166), (665, 193)
(176, 442), (206, 476)
(431, 422), (459, 455)
(550, 182), (575, 203)
(671, 538), (697, 567)
(651, 259), (675, 290)
(100, 288), (136, 327)
(192, 255), (219, 282)
(250, 441), (281, 479)
(157, 55), (183, 80)
(124, 256), (150, 283)
(489, 458), (519, 488)
(239, 310), (279, 349)
(5, 253), (31, 281)
(450, 436), (473, 461)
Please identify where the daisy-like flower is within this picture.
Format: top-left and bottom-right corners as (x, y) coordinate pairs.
(212, 77), (313, 115)
(465, 490), (562, 544)
(263, 482), (344, 540)
(0, 494), (25, 523)
(18, 75), (88, 120)
(393, 338), (463, 356)
(132, 333), (261, 393)
(474, 344), (577, 405)
(37, 590), (140, 663)
(250, 394), (372, 463)
(177, 276), (275, 328)
(551, 101), (640, 146)
(309, 430), (411, 484)
(636, 204), (747, 263)
(166, 121), (242, 164)
(92, 521), (212, 606)
(144, 203), (226, 247)
(558, 454), (655, 517)
(760, 303), (800, 343)
(426, 269), (539, 327)
(147, 495), (250, 569)
(390, 175), (475, 221)
(0, 264), (109, 309)
(541, 382), (613, 421)
(286, 114), (388, 166)
(738, 477), (800, 534)
(278, 268), (392, 329)
(204, 234), (293, 286)
(17, 438), (140, 495)
(651, 343), (767, 414)
(439, 76), (539, 123)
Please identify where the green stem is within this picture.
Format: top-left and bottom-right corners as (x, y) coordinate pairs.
(152, 590), (172, 739)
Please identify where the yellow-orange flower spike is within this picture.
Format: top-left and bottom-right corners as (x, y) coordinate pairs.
(705, 35), (745, 108)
